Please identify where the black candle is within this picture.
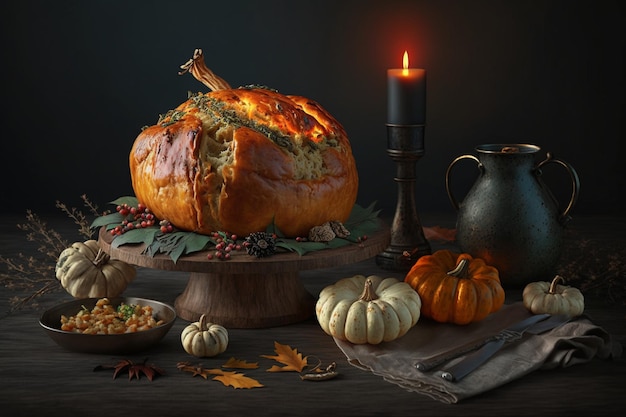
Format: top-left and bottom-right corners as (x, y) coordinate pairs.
(387, 51), (426, 125)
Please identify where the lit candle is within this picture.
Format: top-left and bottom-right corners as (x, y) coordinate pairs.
(387, 51), (426, 125)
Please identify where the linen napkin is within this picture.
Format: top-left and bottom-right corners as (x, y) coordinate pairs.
(333, 302), (622, 404)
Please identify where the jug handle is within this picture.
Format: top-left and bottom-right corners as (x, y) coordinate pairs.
(445, 154), (483, 211)
(535, 152), (581, 223)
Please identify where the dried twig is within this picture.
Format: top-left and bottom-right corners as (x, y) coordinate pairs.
(0, 195), (107, 312)
(557, 236), (626, 306)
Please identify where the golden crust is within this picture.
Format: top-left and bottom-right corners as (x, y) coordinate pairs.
(129, 87), (358, 237)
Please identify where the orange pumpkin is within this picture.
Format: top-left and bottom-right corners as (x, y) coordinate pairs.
(404, 250), (505, 325)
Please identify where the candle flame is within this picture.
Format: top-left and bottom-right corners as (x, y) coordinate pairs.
(402, 51), (409, 76)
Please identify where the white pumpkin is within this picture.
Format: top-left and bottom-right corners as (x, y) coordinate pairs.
(316, 275), (422, 344)
(181, 314), (229, 357)
(523, 275), (585, 316)
(55, 240), (136, 298)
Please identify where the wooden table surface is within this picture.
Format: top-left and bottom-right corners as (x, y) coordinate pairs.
(1, 213), (624, 416)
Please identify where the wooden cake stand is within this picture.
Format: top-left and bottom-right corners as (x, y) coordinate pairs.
(98, 226), (390, 328)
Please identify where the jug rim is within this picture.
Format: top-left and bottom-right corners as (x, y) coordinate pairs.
(476, 143), (540, 154)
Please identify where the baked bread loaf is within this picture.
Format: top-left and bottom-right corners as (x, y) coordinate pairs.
(129, 50), (358, 237)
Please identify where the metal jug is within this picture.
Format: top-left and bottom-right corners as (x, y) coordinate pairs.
(445, 144), (580, 287)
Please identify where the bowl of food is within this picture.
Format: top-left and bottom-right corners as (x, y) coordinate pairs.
(40, 297), (177, 354)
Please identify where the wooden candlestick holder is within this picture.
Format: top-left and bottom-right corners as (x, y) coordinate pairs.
(376, 124), (431, 271)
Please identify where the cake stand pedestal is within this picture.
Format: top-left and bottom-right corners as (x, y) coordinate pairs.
(98, 226), (390, 328)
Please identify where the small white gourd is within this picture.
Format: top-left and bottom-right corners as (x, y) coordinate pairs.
(181, 314), (229, 357)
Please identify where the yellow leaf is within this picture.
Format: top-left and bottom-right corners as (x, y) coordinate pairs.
(203, 368), (224, 375)
(213, 370), (264, 389)
(178, 362), (262, 388)
(260, 341), (308, 372)
(222, 357), (259, 369)
(177, 362), (211, 379)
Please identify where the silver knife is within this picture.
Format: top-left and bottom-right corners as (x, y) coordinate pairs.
(440, 313), (571, 382)
(415, 313), (551, 372)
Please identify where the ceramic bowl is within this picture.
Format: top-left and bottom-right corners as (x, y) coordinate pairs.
(40, 297), (177, 354)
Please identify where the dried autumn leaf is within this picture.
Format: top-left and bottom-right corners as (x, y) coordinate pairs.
(213, 370), (264, 389)
(222, 357), (259, 369)
(204, 368), (225, 375)
(423, 226), (456, 243)
(177, 362), (212, 379)
(177, 362), (263, 389)
(94, 358), (164, 381)
(261, 341), (308, 372)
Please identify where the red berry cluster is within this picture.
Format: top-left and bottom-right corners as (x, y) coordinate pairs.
(109, 203), (172, 236)
(159, 219), (174, 234)
(207, 232), (243, 261)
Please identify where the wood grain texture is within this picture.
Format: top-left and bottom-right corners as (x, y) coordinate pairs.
(98, 223), (391, 273)
(174, 271), (315, 327)
(98, 224), (390, 327)
(0, 214), (624, 416)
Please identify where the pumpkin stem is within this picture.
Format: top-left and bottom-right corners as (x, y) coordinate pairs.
(198, 314), (208, 331)
(93, 248), (110, 267)
(447, 258), (470, 278)
(358, 278), (379, 302)
(178, 48), (232, 91)
(548, 275), (565, 294)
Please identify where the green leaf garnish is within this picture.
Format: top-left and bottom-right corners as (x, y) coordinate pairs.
(111, 227), (160, 248)
(90, 212), (125, 230)
(110, 196), (139, 207)
(343, 201), (381, 243)
(144, 231), (211, 263)
(274, 202), (381, 255)
(275, 240), (329, 256)
(91, 196), (381, 261)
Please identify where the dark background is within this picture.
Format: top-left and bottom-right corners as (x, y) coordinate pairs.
(1, 0), (623, 220)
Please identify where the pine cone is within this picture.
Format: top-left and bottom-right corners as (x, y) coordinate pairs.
(244, 232), (276, 258)
(328, 221), (350, 238)
(308, 224), (336, 242)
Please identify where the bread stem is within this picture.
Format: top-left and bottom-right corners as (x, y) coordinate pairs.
(179, 49), (231, 91)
